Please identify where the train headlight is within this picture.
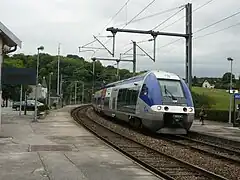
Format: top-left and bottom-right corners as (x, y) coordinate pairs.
(189, 107), (193, 112)
(157, 106), (161, 110)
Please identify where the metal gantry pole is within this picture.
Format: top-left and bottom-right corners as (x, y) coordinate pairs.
(70, 86), (73, 105)
(82, 83), (84, 104)
(48, 73), (52, 107)
(186, 3), (193, 89)
(74, 81), (77, 105)
(133, 41), (137, 75)
(92, 60), (96, 95)
(60, 74), (63, 107)
(153, 36), (157, 62)
(57, 43), (60, 97)
(112, 32), (116, 57)
(24, 91), (27, 115)
(33, 49), (40, 122)
(228, 57), (233, 124)
(19, 84), (23, 116)
(116, 60), (120, 80)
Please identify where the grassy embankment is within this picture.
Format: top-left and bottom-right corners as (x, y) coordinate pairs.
(191, 87), (230, 110)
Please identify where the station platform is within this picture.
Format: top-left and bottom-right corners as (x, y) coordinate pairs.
(0, 106), (161, 180)
(191, 119), (240, 142)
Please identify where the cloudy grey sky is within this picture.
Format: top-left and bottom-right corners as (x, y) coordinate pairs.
(1, 0), (240, 78)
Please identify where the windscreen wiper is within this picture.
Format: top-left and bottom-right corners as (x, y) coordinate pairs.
(164, 85), (177, 100)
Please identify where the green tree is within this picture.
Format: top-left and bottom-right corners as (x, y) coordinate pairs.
(2, 53), (135, 103)
(222, 72), (235, 83)
(192, 76), (198, 85)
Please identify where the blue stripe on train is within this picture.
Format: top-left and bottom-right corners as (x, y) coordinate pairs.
(139, 73), (162, 106)
(180, 79), (193, 107)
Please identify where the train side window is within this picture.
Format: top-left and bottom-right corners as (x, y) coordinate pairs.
(122, 89), (127, 106)
(117, 89), (122, 102)
(117, 89), (123, 108)
(126, 89), (131, 105)
(104, 97), (110, 107)
(117, 88), (128, 107)
(112, 97), (116, 109)
(130, 89), (138, 105)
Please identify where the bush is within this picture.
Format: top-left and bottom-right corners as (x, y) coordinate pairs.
(195, 108), (238, 122)
(191, 91), (216, 109)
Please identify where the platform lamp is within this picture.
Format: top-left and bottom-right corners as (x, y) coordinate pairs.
(227, 57), (233, 124)
(33, 46), (44, 122)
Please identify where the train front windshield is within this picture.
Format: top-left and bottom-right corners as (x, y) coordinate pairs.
(158, 79), (185, 98)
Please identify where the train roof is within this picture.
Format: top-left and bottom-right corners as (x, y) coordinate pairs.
(103, 70), (180, 88)
(151, 70), (180, 80)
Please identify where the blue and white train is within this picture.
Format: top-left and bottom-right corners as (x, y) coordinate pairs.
(92, 70), (195, 134)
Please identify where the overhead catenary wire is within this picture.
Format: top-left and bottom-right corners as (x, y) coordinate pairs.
(119, 0), (214, 53)
(152, 7), (185, 30)
(99, 0), (131, 36)
(84, 0), (215, 57)
(82, 0), (131, 50)
(122, 0), (156, 28)
(157, 38), (182, 49)
(194, 21), (240, 40)
(155, 2), (240, 51)
(159, 0), (214, 31)
(194, 9), (240, 34)
(120, 38), (152, 50)
(156, 21), (240, 51)
(81, 39), (97, 48)
(116, 5), (185, 27)
(94, 0), (157, 55)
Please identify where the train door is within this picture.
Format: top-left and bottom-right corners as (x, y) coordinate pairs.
(105, 88), (112, 109)
(110, 88), (118, 110)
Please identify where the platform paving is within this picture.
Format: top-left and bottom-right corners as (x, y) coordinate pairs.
(191, 119), (240, 142)
(0, 106), (161, 180)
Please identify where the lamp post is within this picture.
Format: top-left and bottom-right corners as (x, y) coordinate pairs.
(228, 57), (233, 124)
(33, 46), (44, 122)
(48, 72), (53, 108)
(57, 43), (60, 104)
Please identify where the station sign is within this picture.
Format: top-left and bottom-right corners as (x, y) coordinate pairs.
(234, 93), (240, 100)
(2, 67), (36, 85)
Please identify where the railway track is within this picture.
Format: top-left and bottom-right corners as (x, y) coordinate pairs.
(160, 134), (240, 165)
(71, 105), (228, 180)
(186, 132), (240, 152)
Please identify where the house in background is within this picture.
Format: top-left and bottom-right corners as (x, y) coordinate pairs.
(202, 80), (215, 89)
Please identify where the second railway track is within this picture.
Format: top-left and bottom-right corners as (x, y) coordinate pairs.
(186, 131), (240, 152)
(160, 134), (240, 165)
(71, 105), (228, 180)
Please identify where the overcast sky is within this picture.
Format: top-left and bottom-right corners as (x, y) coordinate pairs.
(1, 0), (240, 78)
